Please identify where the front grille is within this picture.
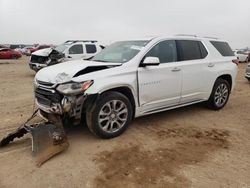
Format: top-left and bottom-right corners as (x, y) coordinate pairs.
(35, 87), (62, 106)
(31, 55), (48, 64)
(37, 80), (54, 87)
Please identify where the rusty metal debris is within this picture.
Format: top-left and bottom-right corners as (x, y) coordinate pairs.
(0, 110), (69, 166)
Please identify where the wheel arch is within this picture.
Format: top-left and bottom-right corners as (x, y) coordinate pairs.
(217, 74), (232, 91)
(100, 86), (136, 119)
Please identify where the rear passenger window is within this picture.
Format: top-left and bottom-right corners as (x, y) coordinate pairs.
(199, 42), (208, 58)
(210, 41), (234, 56)
(145, 40), (177, 63)
(176, 40), (207, 61)
(86, 44), (97, 53)
(69, 44), (84, 54)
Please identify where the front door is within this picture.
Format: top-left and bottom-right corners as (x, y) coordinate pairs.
(138, 40), (182, 112)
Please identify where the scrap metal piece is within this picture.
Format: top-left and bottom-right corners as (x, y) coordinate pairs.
(26, 117), (69, 166)
(0, 109), (38, 147)
(0, 110), (69, 167)
(0, 127), (28, 147)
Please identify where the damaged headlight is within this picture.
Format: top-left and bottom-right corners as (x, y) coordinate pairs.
(56, 80), (93, 95)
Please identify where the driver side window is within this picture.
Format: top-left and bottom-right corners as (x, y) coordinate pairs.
(145, 40), (177, 63)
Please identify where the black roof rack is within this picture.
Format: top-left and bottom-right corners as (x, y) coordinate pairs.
(64, 40), (98, 43)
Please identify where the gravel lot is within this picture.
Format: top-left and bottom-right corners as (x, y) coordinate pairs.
(0, 56), (250, 188)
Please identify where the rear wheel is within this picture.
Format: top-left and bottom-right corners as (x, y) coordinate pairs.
(86, 91), (133, 138)
(207, 78), (230, 110)
(11, 54), (17, 59)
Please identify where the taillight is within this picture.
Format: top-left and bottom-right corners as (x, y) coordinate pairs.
(232, 59), (239, 66)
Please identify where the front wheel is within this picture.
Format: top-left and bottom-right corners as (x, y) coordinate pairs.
(86, 91), (133, 139)
(207, 78), (230, 110)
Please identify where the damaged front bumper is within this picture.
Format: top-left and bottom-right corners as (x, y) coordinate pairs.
(29, 63), (48, 72)
(0, 111), (69, 166)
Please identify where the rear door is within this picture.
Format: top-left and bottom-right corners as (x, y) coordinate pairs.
(176, 40), (212, 103)
(66, 44), (85, 60)
(138, 40), (182, 112)
(85, 44), (98, 59)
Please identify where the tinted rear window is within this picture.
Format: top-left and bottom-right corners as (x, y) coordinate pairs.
(86, 44), (97, 53)
(176, 40), (207, 61)
(210, 41), (234, 56)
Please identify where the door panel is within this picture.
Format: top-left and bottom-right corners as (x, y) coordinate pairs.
(138, 64), (182, 111)
(176, 40), (213, 103)
(179, 60), (213, 103)
(138, 40), (182, 112)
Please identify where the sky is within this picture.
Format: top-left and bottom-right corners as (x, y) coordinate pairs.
(0, 0), (249, 49)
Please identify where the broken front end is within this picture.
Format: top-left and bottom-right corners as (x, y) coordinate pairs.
(29, 49), (65, 72)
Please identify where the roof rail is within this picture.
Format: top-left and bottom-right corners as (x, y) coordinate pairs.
(175, 34), (197, 37)
(203, 36), (219, 40)
(64, 40), (98, 43)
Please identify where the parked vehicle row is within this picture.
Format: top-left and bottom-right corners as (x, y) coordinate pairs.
(0, 48), (22, 59)
(234, 49), (250, 63)
(29, 40), (104, 72)
(34, 35), (238, 138)
(246, 63), (250, 82)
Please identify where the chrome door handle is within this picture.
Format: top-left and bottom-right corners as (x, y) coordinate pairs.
(172, 67), (181, 72)
(208, 63), (215, 67)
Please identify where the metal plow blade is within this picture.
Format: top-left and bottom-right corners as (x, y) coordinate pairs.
(27, 121), (69, 167)
(0, 110), (69, 166)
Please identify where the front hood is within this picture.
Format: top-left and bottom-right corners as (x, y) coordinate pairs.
(32, 48), (53, 57)
(35, 60), (121, 84)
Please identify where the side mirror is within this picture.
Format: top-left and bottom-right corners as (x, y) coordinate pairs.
(142, 57), (160, 66)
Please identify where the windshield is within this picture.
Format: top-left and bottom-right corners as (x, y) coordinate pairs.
(92, 40), (149, 63)
(54, 44), (68, 53)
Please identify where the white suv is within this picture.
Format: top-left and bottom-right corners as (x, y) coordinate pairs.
(29, 40), (104, 72)
(34, 36), (238, 138)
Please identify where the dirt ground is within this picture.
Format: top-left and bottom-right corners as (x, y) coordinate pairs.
(0, 56), (250, 188)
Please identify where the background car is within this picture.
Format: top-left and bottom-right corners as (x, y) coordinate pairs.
(234, 50), (249, 62)
(29, 45), (52, 54)
(0, 48), (22, 59)
(0, 44), (8, 48)
(29, 40), (104, 72)
(246, 63), (250, 82)
(21, 46), (36, 56)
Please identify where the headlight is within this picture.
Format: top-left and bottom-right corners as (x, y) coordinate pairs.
(56, 80), (93, 94)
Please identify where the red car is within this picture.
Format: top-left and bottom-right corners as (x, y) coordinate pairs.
(30, 45), (52, 53)
(0, 48), (22, 59)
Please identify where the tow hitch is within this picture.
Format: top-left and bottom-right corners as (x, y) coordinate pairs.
(0, 110), (69, 166)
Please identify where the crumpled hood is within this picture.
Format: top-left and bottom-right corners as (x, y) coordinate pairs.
(32, 48), (53, 57)
(35, 60), (121, 84)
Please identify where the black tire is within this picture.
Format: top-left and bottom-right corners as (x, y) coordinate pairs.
(11, 54), (17, 59)
(207, 78), (230, 110)
(86, 91), (133, 139)
(247, 78), (250, 82)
